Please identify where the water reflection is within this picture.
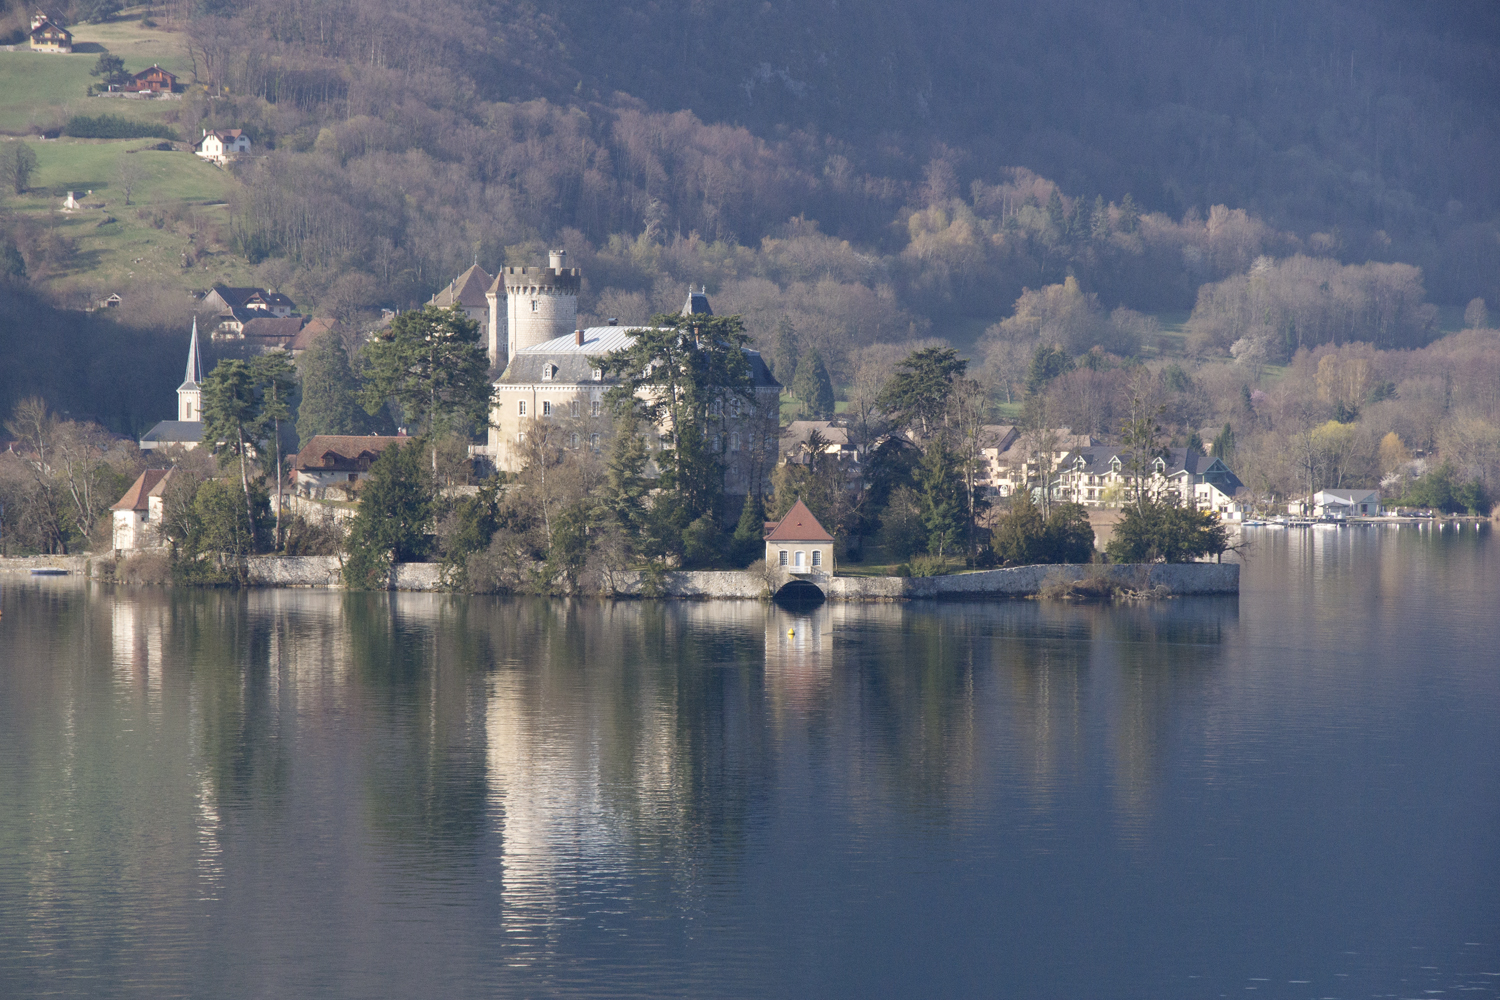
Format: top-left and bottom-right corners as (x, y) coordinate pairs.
(0, 525), (1493, 999)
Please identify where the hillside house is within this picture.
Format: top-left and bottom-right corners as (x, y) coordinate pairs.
(984, 428), (1098, 497)
(194, 129), (251, 165)
(119, 65), (177, 94)
(780, 420), (859, 465)
(28, 13), (70, 52)
(291, 435), (408, 492)
(110, 469), (175, 551)
(764, 500), (834, 576)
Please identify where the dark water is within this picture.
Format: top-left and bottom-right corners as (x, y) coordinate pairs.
(1, 524), (1497, 999)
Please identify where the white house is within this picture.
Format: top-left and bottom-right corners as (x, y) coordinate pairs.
(110, 469), (176, 551)
(194, 129), (251, 165)
(1289, 489), (1382, 519)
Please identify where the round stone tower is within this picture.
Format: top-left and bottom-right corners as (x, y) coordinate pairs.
(502, 250), (581, 364)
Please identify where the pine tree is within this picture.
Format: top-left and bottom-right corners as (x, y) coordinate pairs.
(731, 492), (765, 566)
(297, 332), (370, 442)
(772, 316), (799, 382)
(1118, 193), (1139, 234)
(791, 348), (835, 419)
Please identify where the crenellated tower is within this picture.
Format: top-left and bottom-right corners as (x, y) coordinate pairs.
(489, 250), (581, 366)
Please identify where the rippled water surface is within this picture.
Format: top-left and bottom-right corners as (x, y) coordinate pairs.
(1, 525), (1497, 998)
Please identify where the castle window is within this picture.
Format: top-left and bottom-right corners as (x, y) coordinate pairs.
(542, 400), (552, 416)
(570, 400), (579, 417)
(531, 300), (538, 312)
(590, 433), (600, 450)
(731, 398), (741, 418)
(730, 433), (740, 452)
(518, 400), (526, 416)
(570, 433), (579, 449)
(591, 400), (601, 418)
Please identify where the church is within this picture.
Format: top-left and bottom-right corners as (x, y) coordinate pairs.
(479, 253), (782, 495)
(140, 321), (206, 452)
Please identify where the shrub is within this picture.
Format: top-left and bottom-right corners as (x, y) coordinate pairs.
(62, 115), (178, 141)
(992, 494), (1097, 565)
(1105, 495), (1229, 563)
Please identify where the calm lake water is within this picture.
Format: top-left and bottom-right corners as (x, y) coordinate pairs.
(1, 525), (1497, 999)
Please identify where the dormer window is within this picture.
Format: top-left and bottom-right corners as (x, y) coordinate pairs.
(591, 367), (602, 381)
(541, 363), (556, 381)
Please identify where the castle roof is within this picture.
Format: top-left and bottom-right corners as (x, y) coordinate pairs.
(497, 327), (779, 389)
(764, 500), (833, 543)
(431, 265), (493, 310)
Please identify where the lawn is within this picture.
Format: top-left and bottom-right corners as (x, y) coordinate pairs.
(0, 13), (190, 134)
(13, 137), (230, 202)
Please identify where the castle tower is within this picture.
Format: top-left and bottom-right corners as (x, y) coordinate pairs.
(177, 319), (203, 423)
(494, 250), (581, 365)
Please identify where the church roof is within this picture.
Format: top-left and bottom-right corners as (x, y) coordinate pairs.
(764, 500), (833, 542)
(141, 421), (204, 444)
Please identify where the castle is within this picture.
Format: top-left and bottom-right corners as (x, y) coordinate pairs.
(471, 253), (782, 495)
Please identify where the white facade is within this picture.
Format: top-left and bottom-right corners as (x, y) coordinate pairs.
(195, 130), (251, 165)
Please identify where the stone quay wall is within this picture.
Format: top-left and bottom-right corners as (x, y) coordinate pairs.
(1, 558), (1238, 598)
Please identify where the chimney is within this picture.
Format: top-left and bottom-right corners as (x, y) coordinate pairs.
(574, 328), (584, 346)
(607, 317), (617, 326)
(549, 249), (566, 270)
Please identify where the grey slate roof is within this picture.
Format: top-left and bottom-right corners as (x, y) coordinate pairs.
(498, 326), (780, 389)
(141, 420), (204, 444)
(1059, 446), (1244, 492)
(431, 265), (493, 310)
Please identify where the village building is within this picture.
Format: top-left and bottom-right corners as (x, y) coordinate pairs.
(982, 427), (1098, 497)
(780, 420), (860, 466)
(118, 65), (176, 94)
(487, 257), (781, 495)
(429, 264), (492, 330)
(194, 129), (251, 165)
(140, 322), (206, 452)
(110, 468), (175, 551)
(290, 434), (409, 493)
(1287, 489), (1382, 519)
(28, 12), (70, 52)
(1050, 446), (1249, 518)
(204, 284), (296, 338)
(764, 499), (834, 576)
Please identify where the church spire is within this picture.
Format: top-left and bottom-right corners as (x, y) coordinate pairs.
(177, 319), (204, 422)
(182, 317), (202, 387)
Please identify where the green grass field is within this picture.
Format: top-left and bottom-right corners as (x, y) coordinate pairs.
(2, 136), (256, 292)
(0, 13), (190, 134)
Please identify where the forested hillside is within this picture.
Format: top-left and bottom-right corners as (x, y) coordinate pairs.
(0, 0), (1496, 441)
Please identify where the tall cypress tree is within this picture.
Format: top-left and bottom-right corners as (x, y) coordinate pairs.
(791, 348), (835, 419)
(297, 332), (370, 443)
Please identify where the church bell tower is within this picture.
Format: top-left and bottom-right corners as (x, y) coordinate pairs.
(177, 319), (203, 423)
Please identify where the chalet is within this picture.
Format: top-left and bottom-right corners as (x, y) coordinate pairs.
(291, 435), (408, 492)
(764, 499), (834, 575)
(430, 264), (493, 328)
(120, 65), (177, 94)
(28, 13), (71, 53)
(194, 129), (251, 165)
(111, 469), (175, 551)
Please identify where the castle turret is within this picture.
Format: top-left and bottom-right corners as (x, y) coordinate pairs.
(177, 318), (203, 423)
(496, 250), (581, 365)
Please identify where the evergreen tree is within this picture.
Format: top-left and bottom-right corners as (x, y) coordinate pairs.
(876, 346), (968, 439)
(297, 332), (371, 442)
(201, 359), (262, 533)
(772, 316), (799, 381)
(359, 304), (491, 474)
(89, 51), (129, 88)
(343, 441), (434, 588)
(1024, 345), (1073, 396)
(991, 490), (1047, 565)
(916, 439), (965, 558)
(249, 352), (297, 549)
(731, 492), (766, 566)
(1118, 193), (1139, 233)
(2, 142), (38, 196)
(791, 348), (835, 419)
(1106, 494), (1229, 563)
(1212, 423), (1236, 466)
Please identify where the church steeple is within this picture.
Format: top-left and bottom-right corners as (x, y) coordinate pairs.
(177, 319), (203, 423)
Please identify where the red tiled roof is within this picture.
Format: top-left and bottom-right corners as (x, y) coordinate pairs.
(291, 435), (406, 472)
(764, 499), (833, 542)
(111, 469), (172, 511)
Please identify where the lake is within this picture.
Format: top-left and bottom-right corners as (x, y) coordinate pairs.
(1, 524), (1497, 998)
